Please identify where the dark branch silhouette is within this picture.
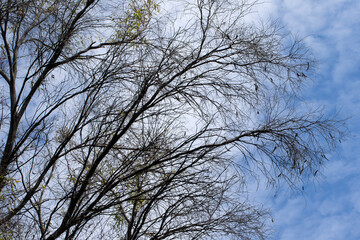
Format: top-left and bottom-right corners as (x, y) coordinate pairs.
(0, 0), (345, 239)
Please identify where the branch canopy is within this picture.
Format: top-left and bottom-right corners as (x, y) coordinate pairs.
(0, 0), (344, 239)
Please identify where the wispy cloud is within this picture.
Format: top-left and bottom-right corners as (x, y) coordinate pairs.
(253, 0), (360, 239)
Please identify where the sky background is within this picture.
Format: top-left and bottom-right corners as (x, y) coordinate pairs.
(252, 0), (360, 239)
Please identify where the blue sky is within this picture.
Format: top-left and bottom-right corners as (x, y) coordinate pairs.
(253, 0), (360, 239)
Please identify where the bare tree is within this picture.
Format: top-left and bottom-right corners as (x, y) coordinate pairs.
(0, 0), (344, 239)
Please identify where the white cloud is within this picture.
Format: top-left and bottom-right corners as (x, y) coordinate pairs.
(267, 0), (360, 83)
(271, 184), (360, 239)
(251, 0), (360, 239)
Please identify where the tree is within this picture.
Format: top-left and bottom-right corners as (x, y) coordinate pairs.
(0, 0), (344, 239)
